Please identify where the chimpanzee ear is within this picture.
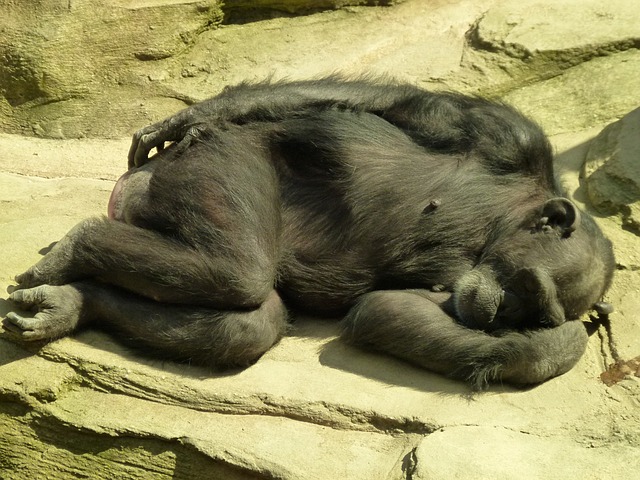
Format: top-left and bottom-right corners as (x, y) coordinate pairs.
(538, 197), (581, 236)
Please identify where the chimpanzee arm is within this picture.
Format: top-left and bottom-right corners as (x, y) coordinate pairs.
(128, 78), (553, 184)
(341, 289), (588, 389)
(129, 77), (422, 167)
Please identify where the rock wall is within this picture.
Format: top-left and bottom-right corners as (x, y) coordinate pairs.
(0, 0), (406, 138)
(584, 108), (640, 234)
(0, 0), (224, 138)
(1, 0), (639, 478)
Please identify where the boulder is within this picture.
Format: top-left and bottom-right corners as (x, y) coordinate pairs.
(583, 108), (640, 234)
(0, 0), (223, 138)
(2, 1), (640, 478)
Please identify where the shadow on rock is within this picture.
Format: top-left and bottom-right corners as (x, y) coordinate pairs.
(68, 329), (251, 381)
(0, 337), (38, 368)
(319, 336), (484, 396)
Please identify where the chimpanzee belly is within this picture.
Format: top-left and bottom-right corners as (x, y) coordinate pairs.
(107, 160), (383, 313)
(105, 113), (474, 315)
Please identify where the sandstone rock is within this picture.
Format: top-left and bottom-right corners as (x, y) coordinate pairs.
(583, 108), (640, 235)
(474, 0), (639, 60)
(0, 0), (494, 139)
(0, 0), (223, 137)
(502, 50), (640, 135)
(2, 1), (640, 479)
(413, 426), (640, 480)
(224, 0), (404, 16)
(463, 0), (640, 92)
(447, 0), (640, 134)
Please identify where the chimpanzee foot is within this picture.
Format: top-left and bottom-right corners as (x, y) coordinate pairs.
(4, 285), (84, 341)
(13, 218), (102, 289)
(15, 252), (77, 289)
(14, 266), (49, 290)
(15, 258), (70, 289)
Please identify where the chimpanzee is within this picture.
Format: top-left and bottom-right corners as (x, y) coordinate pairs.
(4, 77), (615, 388)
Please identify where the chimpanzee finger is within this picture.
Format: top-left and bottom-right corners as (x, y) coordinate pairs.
(171, 125), (207, 158)
(9, 286), (47, 307)
(128, 126), (161, 169)
(4, 312), (37, 331)
(594, 301), (614, 316)
(128, 129), (145, 168)
(14, 270), (31, 285)
(3, 313), (49, 340)
(2, 317), (25, 336)
(4, 313), (45, 340)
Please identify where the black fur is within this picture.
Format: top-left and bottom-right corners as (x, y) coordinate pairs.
(6, 78), (615, 387)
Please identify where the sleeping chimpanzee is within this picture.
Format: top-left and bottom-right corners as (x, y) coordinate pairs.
(4, 78), (615, 388)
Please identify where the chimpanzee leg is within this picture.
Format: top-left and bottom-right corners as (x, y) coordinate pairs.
(14, 216), (275, 309)
(341, 290), (588, 389)
(17, 124), (281, 310)
(5, 281), (288, 367)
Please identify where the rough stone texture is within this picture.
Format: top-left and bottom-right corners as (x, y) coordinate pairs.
(444, 0), (640, 134)
(1, 0), (640, 478)
(0, 0), (223, 138)
(583, 108), (640, 235)
(413, 427), (639, 480)
(223, 0), (405, 16)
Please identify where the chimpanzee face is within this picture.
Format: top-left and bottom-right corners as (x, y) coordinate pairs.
(452, 198), (615, 331)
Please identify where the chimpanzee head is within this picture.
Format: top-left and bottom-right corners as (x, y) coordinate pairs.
(453, 197), (615, 331)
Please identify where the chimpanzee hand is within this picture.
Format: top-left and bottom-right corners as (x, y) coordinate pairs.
(4, 284), (85, 341)
(341, 289), (589, 388)
(128, 108), (206, 169)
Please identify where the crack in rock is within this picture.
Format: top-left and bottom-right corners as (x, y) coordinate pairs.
(401, 447), (418, 480)
(38, 349), (440, 436)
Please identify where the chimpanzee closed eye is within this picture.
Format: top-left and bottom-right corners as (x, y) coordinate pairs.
(453, 197), (613, 332)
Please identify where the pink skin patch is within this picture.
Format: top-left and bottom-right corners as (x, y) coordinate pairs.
(108, 171), (132, 220)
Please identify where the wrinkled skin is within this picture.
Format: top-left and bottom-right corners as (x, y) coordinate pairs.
(453, 199), (612, 332)
(5, 78), (615, 388)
